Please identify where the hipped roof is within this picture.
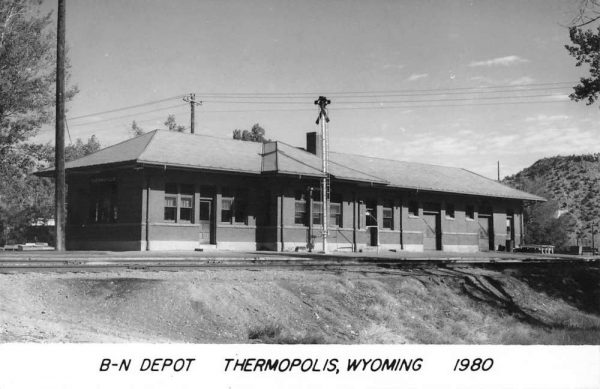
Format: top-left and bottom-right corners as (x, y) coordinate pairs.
(40, 130), (544, 201)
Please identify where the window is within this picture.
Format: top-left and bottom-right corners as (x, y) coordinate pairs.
(179, 196), (193, 222)
(312, 201), (323, 225)
(382, 202), (393, 229)
(309, 189), (323, 225)
(221, 197), (233, 223)
(366, 200), (377, 226)
(179, 185), (194, 223)
(89, 180), (118, 223)
(164, 183), (194, 223)
(408, 201), (419, 217)
(329, 194), (342, 227)
(164, 195), (177, 222)
(466, 205), (475, 220)
(294, 191), (307, 225)
(330, 203), (342, 227)
(295, 201), (307, 224)
(220, 188), (247, 224)
(446, 203), (455, 219)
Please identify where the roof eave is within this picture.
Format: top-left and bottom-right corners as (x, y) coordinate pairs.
(137, 161), (262, 176)
(34, 160), (139, 177)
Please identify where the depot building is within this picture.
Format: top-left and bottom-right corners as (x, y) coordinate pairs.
(38, 130), (543, 252)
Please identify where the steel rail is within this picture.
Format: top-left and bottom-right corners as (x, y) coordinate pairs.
(0, 257), (597, 274)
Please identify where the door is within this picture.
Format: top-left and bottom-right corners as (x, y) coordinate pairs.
(368, 226), (378, 246)
(199, 199), (213, 244)
(478, 216), (493, 251)
(423, 213), (441, 250)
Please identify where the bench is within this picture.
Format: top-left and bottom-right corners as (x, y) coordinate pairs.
(516, 244), (555, 254)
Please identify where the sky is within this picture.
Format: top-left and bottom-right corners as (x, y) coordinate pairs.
(36, 0), (600, 178)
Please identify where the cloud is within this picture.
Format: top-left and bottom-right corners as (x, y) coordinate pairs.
(525, 114), (569, 123)
(382, 63), (404, 70)
(545, 94), (570, 101)
(407, 73), (428, 81)
(509, 76), (535, 85)
(469, 75), (534, 86)
(470, 76), (496, 84)
(468, 55), (529, 67)
(332, 118), (600, 179)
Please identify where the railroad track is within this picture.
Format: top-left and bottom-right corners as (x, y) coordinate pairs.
(0, 256), (597, 273)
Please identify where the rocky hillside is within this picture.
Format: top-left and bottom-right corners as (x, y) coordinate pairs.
(1, 264), (599, 344)
(503, 154), (600, 247)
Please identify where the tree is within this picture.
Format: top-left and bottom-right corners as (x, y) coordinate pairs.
(232, 123), (268, 142)
(164, 114), (186, 132)
(0, 0), (78, 149)
(65, 135), (100, 162)
(570, 0), (600, 28)
(565, 1), (600, 105)
(0, 136), (101, 246)
(565, 27), (600, 105)
(130, 120), (144, 137)
(0, 0), (77, 246)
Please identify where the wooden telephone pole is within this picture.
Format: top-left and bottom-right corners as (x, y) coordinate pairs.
(55, 0), (66, 251)
(497, 161), (500, 181)
(183, 93), (202, 134)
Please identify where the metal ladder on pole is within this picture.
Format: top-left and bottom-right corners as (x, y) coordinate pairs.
(315, 96), (331, 252)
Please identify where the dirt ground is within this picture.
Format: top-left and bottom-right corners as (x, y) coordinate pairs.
(1, 262), (599, 344)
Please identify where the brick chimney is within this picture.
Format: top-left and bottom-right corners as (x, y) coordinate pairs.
(306, 132), (322, 158)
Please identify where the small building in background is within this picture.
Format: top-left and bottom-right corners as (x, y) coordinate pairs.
(37, 130), (544, 252)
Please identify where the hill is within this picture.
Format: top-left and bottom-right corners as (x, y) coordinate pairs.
(503, 154), (600, 249)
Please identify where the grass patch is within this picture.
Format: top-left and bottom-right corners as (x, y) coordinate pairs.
(248, 324), (326, 344)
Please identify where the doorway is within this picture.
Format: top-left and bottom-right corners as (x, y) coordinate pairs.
(422, 203), (441, 251)
(505, 213), (515, 251)
(478, 215), (494, 251)
(199, 198), (213, 244)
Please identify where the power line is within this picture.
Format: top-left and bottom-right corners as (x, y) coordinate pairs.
(202, 93), (566, 105)
(198, 98), (569, 113)
(70, 111), (190, 136)
(330, 99), (570, 110)
(63, 81), (574, 125)
(195, 85), (569, 100)
(68, 94), (185, 121)
(192, 81), (575, 97)
(63, 98), (571, 135)
(69, 103), (188, 127)
(65, 119), (72, 144)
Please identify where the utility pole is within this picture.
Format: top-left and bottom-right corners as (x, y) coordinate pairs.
(592, 222), (596, 254)
(55, 0), (66, 251)
(183, 93), (202, 134)
(497, 161), (500, 181)
(314, 96), (331, 253)
(308, 186), (314, 252)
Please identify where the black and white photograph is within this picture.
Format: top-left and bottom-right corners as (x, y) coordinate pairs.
(0, 0), (599, 387)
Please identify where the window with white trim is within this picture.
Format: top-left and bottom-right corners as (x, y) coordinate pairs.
(294, 191), (307, 225)
(220, 188), (248, 224)
(382, 201), (393, 229)
(329, 194), (342, 227)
